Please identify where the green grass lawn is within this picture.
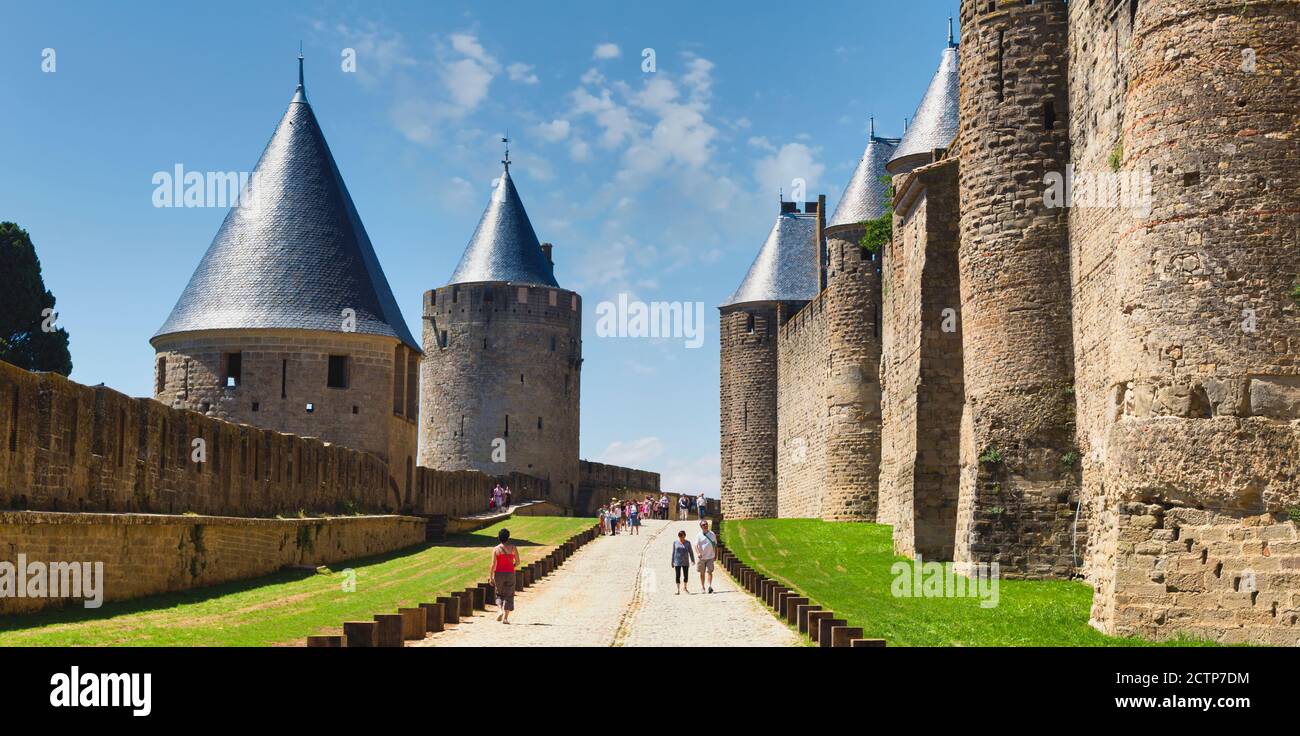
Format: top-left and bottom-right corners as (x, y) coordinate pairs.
(722, 519), (1209, 647)
(0, 516), (593, 647)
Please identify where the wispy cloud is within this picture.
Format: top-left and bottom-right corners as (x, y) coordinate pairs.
(593, 42), (621, 60)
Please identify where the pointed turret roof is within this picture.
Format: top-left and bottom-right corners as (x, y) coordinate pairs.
(887, 35), (960, 175)
(153, 55), (417, 350)
(720, 208), (819, 308)
(829, 121), (901, 227)
(446, 158), (559, 288)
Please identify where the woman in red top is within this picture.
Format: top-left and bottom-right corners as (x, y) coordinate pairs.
(489, 528), (521, 623)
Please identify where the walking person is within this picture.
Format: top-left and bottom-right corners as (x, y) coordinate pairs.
(678, 495), (687, 521)
(695, 520), (718, 594)
(490, 528), (520, 623)
(696, 493), (707, 520)
(628, 499), (641, 536)
(671, 529), (695, 594)
(660, 494), (669, 520)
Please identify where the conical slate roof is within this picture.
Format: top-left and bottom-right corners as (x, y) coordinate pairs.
(829, 129), (901, 227)
(153, 59), (418, 349)
(446, 166), (559, 288)
(720, 210), (819, 308)
(887, 43), (960, 175)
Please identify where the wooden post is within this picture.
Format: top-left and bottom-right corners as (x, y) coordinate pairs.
(831, 626), (864, 648)
(817, 617), (847, 648)
(437, 596), (460, 625)
(419, 602), (445, 633)
(343, 621), (377, 648)
(306, 635), (343, 647)
(398, 608), (426, 640)
(373, 614), (404, 647)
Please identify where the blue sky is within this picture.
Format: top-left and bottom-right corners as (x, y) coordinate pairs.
(1, 0), (960, 496)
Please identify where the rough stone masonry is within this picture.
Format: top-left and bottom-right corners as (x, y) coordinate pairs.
(719, 0), (1300, 645)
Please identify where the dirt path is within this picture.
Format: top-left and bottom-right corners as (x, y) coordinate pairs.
(412, 519), (801, 648)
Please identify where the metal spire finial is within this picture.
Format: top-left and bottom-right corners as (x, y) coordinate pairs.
(501, 131), (511, 172)
(869, 116), (876, 138)
(294, 45), (307, 102)
(948, 17), (955, 47)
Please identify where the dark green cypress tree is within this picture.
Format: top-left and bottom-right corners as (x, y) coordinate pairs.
(0, 222), (73, 375)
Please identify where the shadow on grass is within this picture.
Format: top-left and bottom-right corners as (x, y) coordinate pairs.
(0, 529), (544, 635)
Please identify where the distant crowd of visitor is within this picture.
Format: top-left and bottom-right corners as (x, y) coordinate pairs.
(597, 493), (707, 536)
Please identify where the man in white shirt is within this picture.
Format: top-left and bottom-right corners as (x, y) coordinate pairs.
(694, 520), (718, 594)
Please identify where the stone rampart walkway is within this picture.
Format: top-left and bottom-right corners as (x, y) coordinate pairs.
(412, 520), (800, 647)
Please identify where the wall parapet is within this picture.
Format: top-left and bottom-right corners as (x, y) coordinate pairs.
(0, 360), (548, 520)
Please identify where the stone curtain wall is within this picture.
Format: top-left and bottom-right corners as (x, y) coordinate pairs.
(575, 460), (661, 515)
(879, 159), (965, 560)
(1077, 0), (1300, 643)
(822, 233), (884, 521)
(420, 282), (582, 506)
(0, 360), (548, 520)
(0, 511), (426, 615)
(776, 296), (829, 518)
(719, 305), (780, 519)
(152, 329), (418, 472)
(955, 0), (1079, 578)
(1091, 503), (1300, 646)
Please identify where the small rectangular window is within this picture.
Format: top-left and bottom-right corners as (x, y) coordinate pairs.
(1044, 101), (1057, 131)
(155, 357), (167, 395)
(281, 359), (288, 399)
(405, 351), (418, 417)
(225, 352), (242, 388)
(327, 355), (349, 389)
(517, 287), (529, 303)
(392, 346), (404, 415)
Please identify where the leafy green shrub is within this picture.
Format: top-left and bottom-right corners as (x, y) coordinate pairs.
(979, 446), (1003, 464)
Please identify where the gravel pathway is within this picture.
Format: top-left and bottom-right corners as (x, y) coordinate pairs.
(412, 519), (800, 648)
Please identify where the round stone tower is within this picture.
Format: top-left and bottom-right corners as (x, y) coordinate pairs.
(821, 126), (898, 521)
(1104, 0), (1300, 513)
(151, 56), (421, 480)
(954, 0), (1078, 577)
(719, 204), (821, 520)
(419, 160), (582, 506)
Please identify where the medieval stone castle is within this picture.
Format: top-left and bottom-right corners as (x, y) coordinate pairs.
(149, 55), (649, 513)
(720, 0), (1299, 645)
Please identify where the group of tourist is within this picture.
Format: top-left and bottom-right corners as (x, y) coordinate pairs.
(597, 495), (668, 535)
(596, 494), (712, 535)
(487, 482), (513, 511)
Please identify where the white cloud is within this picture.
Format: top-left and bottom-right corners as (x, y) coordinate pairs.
(442, 57), (495, 110)
(570, 140), (592, 162)
(507, 61), (539, 84)
(593, 42), (621, 60)
(747, 136), (776, 152)
(754, 142), (825, 197)
(660, 453), (720, 496)
(534, 119), (571, 142)
(595, 436), (663, 466)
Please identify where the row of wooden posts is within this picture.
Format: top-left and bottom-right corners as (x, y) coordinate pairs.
(304, 523), (603, 647)
(717, 539), (885, 648)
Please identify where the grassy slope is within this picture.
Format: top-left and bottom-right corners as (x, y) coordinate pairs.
(0, 516), (593, 647)
(723, 519), (1205, 647)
